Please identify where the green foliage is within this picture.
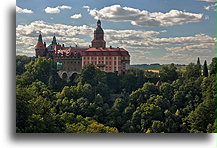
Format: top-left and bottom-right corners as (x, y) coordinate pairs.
(16, 56), (216, 133)
(203, 60), (208, 77)
(16, 55), (34, 75)
(209, 57), (216, 75)
(65, 116), (118, 133)
(159, 63), (178, 82)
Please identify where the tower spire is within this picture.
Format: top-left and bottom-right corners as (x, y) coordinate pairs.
(91, 20), (106, 48)
(38, 31), (42, 42)
(97, 20), (101, 27)
(52, 33), (57, 44)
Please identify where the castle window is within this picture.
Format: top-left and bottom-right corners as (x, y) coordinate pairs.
(99, 57), (100, 60)
(106, 57), (108, 60)
(102, 57), (104, 60)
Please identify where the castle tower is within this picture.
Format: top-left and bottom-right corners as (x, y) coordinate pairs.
(35, 32), (46, 57)
(91, 20), (106, 48)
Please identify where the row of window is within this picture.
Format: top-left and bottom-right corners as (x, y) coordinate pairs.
(83, 61), (121, 65)
(57, 56), (81, 59)
(84, 56), (118, 60)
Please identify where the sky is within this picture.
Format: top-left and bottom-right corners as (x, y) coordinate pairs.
(16, 0), (216, 65)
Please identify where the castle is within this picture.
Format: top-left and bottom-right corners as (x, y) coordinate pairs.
(35, 20), (130, 80)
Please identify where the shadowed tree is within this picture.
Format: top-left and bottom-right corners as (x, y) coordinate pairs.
(203, 60), (208, 77)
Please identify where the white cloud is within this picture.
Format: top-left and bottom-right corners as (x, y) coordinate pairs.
(16, 21), (215, 64)
(58, 5), (72, 9)
(70, 14), (82, 19)
(88, 5), (203, 27)
(83, 6), (90, 9)
(44, 5), (72, 14)
(204, 3), (216, 11)
(16, 6), (33, 14)
(44, 7), (60, 14)
(199, 0), (215, 2)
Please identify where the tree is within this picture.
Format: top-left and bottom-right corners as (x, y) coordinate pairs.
(209, 57), (216, 75)
(24, 57), (53, 84)
(184, 63), (201, 79)
(159, 63), (178, 82)
(187, 99), (215, 133)
(203, 60), (208, 77)
(16, 55), (34, 75)
(195, 57), (202, 77)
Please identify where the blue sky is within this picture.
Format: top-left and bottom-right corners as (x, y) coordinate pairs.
(16, 0), (216, 64)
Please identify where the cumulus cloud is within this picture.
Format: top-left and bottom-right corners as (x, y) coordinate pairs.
(16, 21), (215, 64)
(88, 5), (203, 27)
(16, 6), (33, 14)
(199, 0), (216, 11)
(199, 0), (215, 2)
(44, 5), (72, 14)
(204, 3), (216, 11)
(83, 6), (90, 9)
(70, 14), (82, 19)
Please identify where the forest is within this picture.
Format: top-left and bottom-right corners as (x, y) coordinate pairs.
(16, 55), (216, 133)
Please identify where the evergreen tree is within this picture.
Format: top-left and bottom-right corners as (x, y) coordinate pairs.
(203, 60), (208, 77)
(196, 57), (202, 77)
(209, 57), (216, 75)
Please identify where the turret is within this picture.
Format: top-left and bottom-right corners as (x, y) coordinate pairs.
(91, 20), (106, 48)
(35, 32), (46, 57)
(52, 33), (57, 45)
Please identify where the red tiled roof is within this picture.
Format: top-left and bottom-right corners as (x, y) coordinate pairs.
(35, 41), (45, 49)
(54, 46), (130, 57)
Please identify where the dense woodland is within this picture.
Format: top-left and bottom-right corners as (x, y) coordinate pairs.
(16, 55), (216, 133)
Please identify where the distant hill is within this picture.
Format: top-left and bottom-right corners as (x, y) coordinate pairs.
(130, 64), (187, 71)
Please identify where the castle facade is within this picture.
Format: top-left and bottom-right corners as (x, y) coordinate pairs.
(35, 20), (130, 80)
